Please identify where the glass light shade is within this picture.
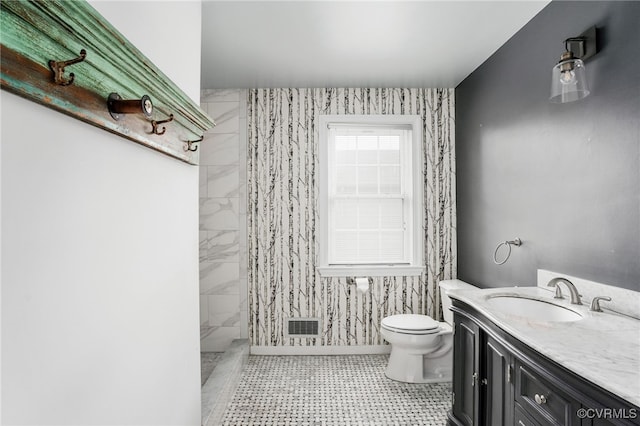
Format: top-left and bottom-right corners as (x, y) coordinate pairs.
(550, 57), (590, 103)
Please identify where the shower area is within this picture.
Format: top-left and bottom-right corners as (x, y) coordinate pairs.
(199, 88), (248, 360)
(198, 89), (249, 425)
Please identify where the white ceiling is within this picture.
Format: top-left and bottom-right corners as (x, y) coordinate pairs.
(201, 1), (550, 89)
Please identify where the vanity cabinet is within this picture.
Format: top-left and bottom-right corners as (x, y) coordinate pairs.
(448, 300), (640, 426)
(452, 317), (479, 425)
(452, 315), (513, 426)
(484, 335), (513, 424)
(515, 361), (581, 425)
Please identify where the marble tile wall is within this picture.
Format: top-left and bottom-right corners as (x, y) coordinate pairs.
(199, 89), (248, 352)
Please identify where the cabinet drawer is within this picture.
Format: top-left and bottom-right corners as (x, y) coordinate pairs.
(516, 363), (579, 425)
(515, 403), (543, 426)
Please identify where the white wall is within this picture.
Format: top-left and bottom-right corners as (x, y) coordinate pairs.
(92, 0), (202, 104)
(1, 1), (203, 425)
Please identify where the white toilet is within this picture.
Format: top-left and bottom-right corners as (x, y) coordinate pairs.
(380, 279), (476, 383)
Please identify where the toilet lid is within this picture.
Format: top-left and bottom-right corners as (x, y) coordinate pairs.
(381, 314), (440, 334)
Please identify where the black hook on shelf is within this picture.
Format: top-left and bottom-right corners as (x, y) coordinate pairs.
(49, 49), (86, 86)
(184, 135), (203, 152)
(150, 114), (174, 135)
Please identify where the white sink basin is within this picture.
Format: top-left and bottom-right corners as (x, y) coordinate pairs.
(486, 295), (583, 322)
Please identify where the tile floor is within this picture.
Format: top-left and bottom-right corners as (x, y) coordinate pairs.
(220, 355), (451, 425)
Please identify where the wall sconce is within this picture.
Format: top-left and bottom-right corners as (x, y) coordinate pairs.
(550, 26), (597, 104)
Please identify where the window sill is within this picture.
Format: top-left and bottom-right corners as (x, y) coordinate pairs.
(317, 265), (425, 277)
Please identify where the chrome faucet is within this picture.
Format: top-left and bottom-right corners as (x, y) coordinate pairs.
(547, 277), (582, 305)
(590, 296), (612, 312)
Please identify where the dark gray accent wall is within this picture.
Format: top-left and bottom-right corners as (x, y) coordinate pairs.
(456, 1), (640, 290)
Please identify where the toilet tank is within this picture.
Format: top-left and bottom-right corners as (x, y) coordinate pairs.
(439, 279), (477, 325)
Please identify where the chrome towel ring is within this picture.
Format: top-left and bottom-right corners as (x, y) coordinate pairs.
(493, 238), (522, 265)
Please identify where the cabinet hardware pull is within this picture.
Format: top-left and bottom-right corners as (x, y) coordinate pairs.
(150, 114), (174, 135)
(481, 378), (488, 385)
(472, 372), (478, 387)
(534, 393), (547, 404)
(49, 49), (86, 86)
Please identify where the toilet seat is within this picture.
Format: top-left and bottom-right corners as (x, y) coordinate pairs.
(381, 314), (441, 335)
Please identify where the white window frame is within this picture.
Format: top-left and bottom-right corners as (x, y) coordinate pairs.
(318, 115), (424, 277)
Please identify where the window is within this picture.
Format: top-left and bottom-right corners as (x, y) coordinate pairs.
(318, 115), (424, 277)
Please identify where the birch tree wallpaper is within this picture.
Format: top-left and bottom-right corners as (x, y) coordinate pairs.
(247, 88), (455, 348)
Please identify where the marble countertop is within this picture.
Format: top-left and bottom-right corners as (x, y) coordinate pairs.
(447, 286), (640, 407)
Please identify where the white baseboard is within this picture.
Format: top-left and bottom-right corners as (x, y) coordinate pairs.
(250, 345), (391, 356)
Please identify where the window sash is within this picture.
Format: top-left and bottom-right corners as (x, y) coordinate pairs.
(327, 126), (412, 265)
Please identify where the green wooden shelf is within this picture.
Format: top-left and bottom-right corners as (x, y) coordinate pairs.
(1, 0), (215, 165)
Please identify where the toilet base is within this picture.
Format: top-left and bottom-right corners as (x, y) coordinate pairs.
(384, 345), (452, 384)
(384, 370), (452, 384)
